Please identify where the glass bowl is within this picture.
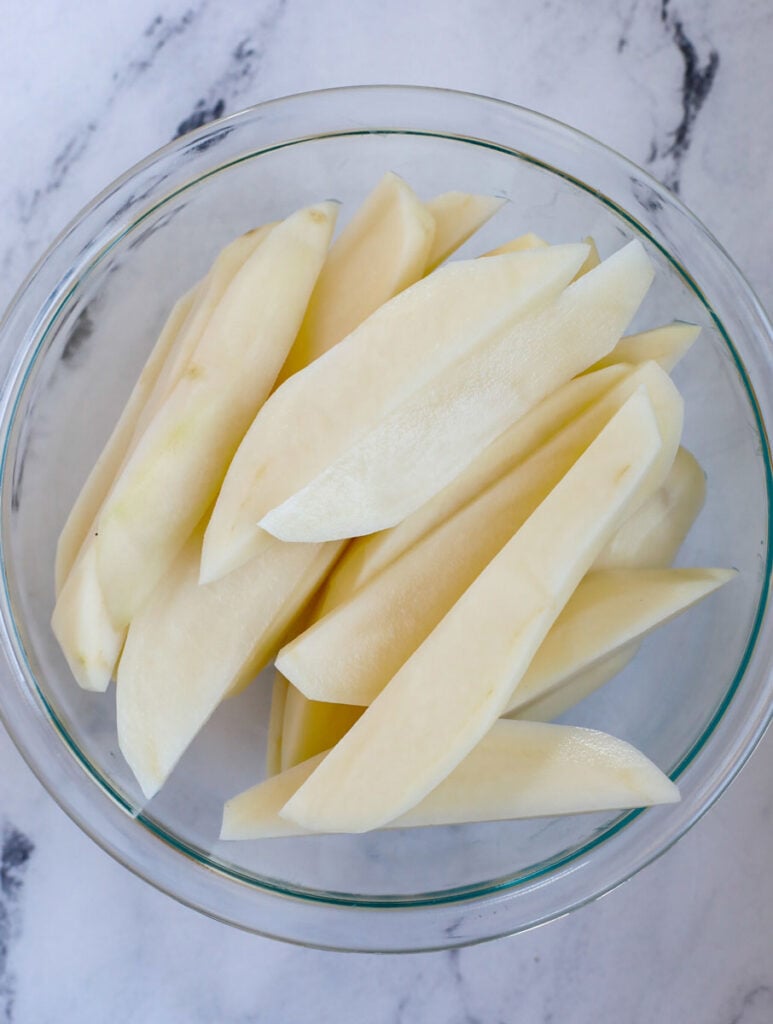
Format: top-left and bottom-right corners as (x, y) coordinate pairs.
(0, 86), (771, 953)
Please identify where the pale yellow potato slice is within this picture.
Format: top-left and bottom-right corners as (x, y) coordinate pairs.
(202, 243), (588, 581)
(280, 682), (363, 772)
(57, 225), (272, 596)
(276, 361), (681, 707)
(597, 447), (705, 569)
(517, 646), (639, 723)
(117, 529), (340, 799)
(587, 321), (700, 376)
(54, 287), (197, 595)
(277, 174), (434, 384)
(52, 228), (271, 690)
(266, 673), (290, 777)
(575, 236), (601, 278)
(513, 448), (709, 720)
(51, 544), (127, 692)
(315, 365), (628, 616)
(503, 568), (734, 717)
(280, 390), (663, 833)
(484, 232), (548, 255)
(222, 719), (678, 839)
(423, 191), (505, 270)
(95, 203), (337, 628)
(134, 226), (272, 440)
(262, 241), (654, 544)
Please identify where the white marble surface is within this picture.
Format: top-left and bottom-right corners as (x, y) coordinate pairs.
(1, 0), (772, 1020)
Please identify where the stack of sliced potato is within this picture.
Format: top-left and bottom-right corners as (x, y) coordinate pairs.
(51, 173), (734, 840)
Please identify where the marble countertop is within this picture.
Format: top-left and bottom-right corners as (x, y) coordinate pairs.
(1, 1), (772, 1020)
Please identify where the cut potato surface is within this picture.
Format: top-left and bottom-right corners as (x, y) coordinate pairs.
(134, 226), (273, 440)
(504, 568), (734, 716)
(423, 191), (505, 271)
(262, 241), (654, 543)
(281, 390), (663, 833)
(117, 528), (341, 799)
(315, 364), (628, 617)
(266, 673), (290, 777)
(277, 174), (433, 384)
(51, 544), (126, 692)
(575, 236), (601, 278)
(54, 286), (197, 595)
(202, 243), (588, 580)
(281, 682), (363, 772)
(597, 447), (705, 569)
(277, 361), (682, 707)
(95, 203), (337, 628)
(516, 645), (639, 723)
(223, 719), (678, 839)
(513, 450), (710, 720)
(484, 232), (548, 255)
(52, 228), (271, 689)
(587, 321), (700, 376)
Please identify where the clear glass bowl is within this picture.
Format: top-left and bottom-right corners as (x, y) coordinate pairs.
(0, 86), (770, 952)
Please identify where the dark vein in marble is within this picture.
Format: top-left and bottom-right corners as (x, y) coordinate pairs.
(727, 985), (773, 1024)
(616, 0), (640, 53)
(60, 305), (96, 366)
(174, 97), (226, 138)
(0, 827), (35, 1024)
(647, 0), (720, 193)
(170, 0), (289, 143)
(447, 949), (485, 1024)
(16, 3), (209, 225)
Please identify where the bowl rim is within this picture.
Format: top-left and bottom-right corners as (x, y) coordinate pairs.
(0, 84), (771, 951)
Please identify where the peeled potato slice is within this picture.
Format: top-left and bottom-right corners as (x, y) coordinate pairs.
(280, 682), (363, 772)
(423, 191), (504, 270)
(277, 362), (682, 707)
(597, 447), (705, 569)
(222, 719), (678, 839)
(266, 673), (290, 777)
(52, 228), (272, 690)
(277, 174), (434, 384)
(261, 241), (654, 544)
(202, 243), (588, 581)
(116, 529), (340, 799)
(314, 364), (628, 616)
(54, 287), (197, 595)
(280, 390), (663, 834)
(484, 232), (548, 255)
(587, 321), (700, 376)
(504, 568), (734, 717)
(95, 203), (337, 628)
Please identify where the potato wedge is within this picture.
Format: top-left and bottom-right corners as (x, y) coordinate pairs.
(277, 174), (433, 383)
(314, 364), (628, 615)
(281, 682), (363, 772)
(202, 243), (588, 581)
(96, 203), (337, 627)
(504, 568), (734, 716)
(223, 719), (678, 839)
(266, 673), (290, 777)
(484, 232), (548, 255)
(117, 530), (340, 799)
(423, 191), (504, 270)
(587, 321), (700, 376)
(281, 390), (663, 833)
(597, 447), (705, 569)
(277, 362), (682, 707)
(52, 228), (271, 689)
(54, 287), (197, 595)
(261, 241), (653, 544)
